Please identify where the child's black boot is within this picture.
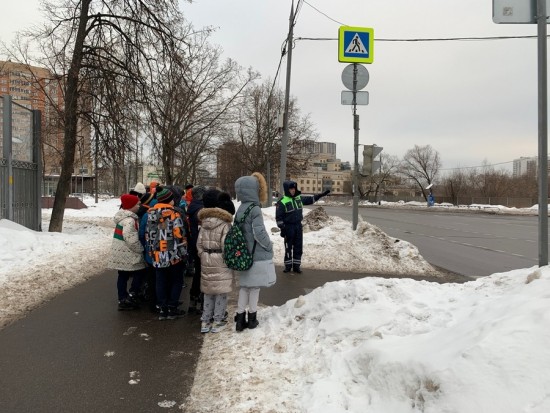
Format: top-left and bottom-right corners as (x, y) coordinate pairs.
(247, 311), (259, 329)
(235, 312), (247, 332)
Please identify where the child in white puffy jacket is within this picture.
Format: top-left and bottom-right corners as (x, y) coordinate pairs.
(107, 194), (147, 310)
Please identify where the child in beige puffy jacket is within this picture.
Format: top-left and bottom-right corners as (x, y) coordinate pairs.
(196, 189), (235, 333)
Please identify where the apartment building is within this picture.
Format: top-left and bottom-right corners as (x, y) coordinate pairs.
(0, 60), (93, 194)
(290, 141), (352, 195)
(512, 156), (538, 178)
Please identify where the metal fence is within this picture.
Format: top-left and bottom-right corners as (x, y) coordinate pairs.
(0, 95), (42, 230)
(328, 194), (539, 209)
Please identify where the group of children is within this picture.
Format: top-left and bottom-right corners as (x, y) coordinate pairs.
(107, 172), (275, 333)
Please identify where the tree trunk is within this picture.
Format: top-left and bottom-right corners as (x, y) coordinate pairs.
(49, 1), (91, 232)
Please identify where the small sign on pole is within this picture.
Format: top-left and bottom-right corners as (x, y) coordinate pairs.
(341, 91), (369, 105)
(493, 0), (550, 23)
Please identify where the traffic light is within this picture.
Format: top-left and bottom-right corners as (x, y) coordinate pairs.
(362, 145), (383, 175)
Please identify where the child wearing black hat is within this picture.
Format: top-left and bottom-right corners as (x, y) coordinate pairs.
(196, 189), (235, 333)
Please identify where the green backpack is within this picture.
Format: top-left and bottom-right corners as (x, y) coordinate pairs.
(223, 204), (257, 271)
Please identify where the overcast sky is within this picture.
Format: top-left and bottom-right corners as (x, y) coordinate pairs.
(1, 0), (543, 172)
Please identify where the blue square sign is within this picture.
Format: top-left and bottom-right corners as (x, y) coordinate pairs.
(338, 26), (374, 64)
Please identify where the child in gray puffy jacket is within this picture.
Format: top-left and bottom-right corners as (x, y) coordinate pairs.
(233, 172), (276, 331)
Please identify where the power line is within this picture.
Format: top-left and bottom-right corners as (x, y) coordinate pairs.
(268, 40), (287, 99)
(270, 0), (303, 99)
(296, 35), (543, 42)
(277, 2), (538, 175)
(293, 0), (304, 26)
(300, 1), (542, 42)
(441, 160), (515, 171)
(303, 0), (346, 26)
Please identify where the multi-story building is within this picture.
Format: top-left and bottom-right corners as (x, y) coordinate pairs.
(290, 141), (352, 195)
(512, 156), (538, 178)
(0, 60), (93, 195)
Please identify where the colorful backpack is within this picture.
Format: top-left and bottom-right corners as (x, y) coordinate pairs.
(223, 204), (257, 271)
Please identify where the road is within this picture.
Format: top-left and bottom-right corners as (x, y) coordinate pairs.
(322, 205), (540, 277)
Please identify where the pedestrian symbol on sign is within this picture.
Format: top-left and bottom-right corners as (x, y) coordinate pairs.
(338, 26), (374, 64)
(346, 33), (367, 54)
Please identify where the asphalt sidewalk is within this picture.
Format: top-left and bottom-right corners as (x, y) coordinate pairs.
(0, 266), (470, 412)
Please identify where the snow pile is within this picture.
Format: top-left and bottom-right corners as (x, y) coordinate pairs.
(187, 266), (550, 413)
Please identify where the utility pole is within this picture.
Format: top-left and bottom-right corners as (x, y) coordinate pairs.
(537, 0), (548, 266)
(279, 0), (295, 194)
(94, 134), (98, 204)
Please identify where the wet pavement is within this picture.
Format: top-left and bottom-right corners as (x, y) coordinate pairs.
(0, 267), (470, 412)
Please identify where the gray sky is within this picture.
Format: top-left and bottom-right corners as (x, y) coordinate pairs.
(1, 0), (542, 172)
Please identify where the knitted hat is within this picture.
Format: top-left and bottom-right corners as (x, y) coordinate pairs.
(185, 184), (194, 190)
(140, 192), (155, 206)
(217, 191), (235, 215)
(120, 194), (140, 210)
(133, 182), (146, 195)
(203, 189), (221, 208)
(156, 188), (174, 204)
(149, 181), (159, 194)
(191, 185), (206, 201)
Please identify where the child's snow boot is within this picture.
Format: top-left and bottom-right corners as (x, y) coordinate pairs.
(158, 307), (168, 320)
(247, 311), (259, 329)
(127, 293), (141, 308)
(200, 321), (212, 333)
(167, 307), (185, 320)
(235, 312), (247, 332)
(211, 320), (228, 333)
(118, 298), (135, 311)
(292, 265), (302, 274)
(283, 265), (292, 273)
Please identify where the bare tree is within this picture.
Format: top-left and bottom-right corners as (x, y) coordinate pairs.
(232, 79), (318, 182)
(400, 144), (441, 201)
(442, 169), (467, 205)
(144, 27), (258, 185)
(10, 0), (189, 231)
(469, 161), (510, 198)
(359, 153), (400, 200)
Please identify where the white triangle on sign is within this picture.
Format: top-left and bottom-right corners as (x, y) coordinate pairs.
(345, 33), (367, 55)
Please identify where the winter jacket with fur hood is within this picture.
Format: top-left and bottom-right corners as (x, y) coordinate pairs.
(234, 172), (273, 263)
(196, 207), (234, 295)
(108, 209), (147, 271)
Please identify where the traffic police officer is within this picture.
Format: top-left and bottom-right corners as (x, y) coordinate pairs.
(276, 180), (330, 273)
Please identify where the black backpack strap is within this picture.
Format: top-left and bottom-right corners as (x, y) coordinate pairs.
(237, 203), (256, 225)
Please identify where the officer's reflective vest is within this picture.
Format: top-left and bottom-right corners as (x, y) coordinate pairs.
(280, 195), (303, 212)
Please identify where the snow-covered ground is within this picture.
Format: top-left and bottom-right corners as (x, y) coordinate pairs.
(1, 197), (549, 412)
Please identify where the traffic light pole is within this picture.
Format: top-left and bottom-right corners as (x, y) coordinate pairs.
(352, 63), (359, 231)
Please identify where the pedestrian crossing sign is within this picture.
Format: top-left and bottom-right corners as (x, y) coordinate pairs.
(338, 26), (374, 64)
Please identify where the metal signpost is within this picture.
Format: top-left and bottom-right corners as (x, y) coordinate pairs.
(493, 0), (549, 266)
(339, 26), (374, 230)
